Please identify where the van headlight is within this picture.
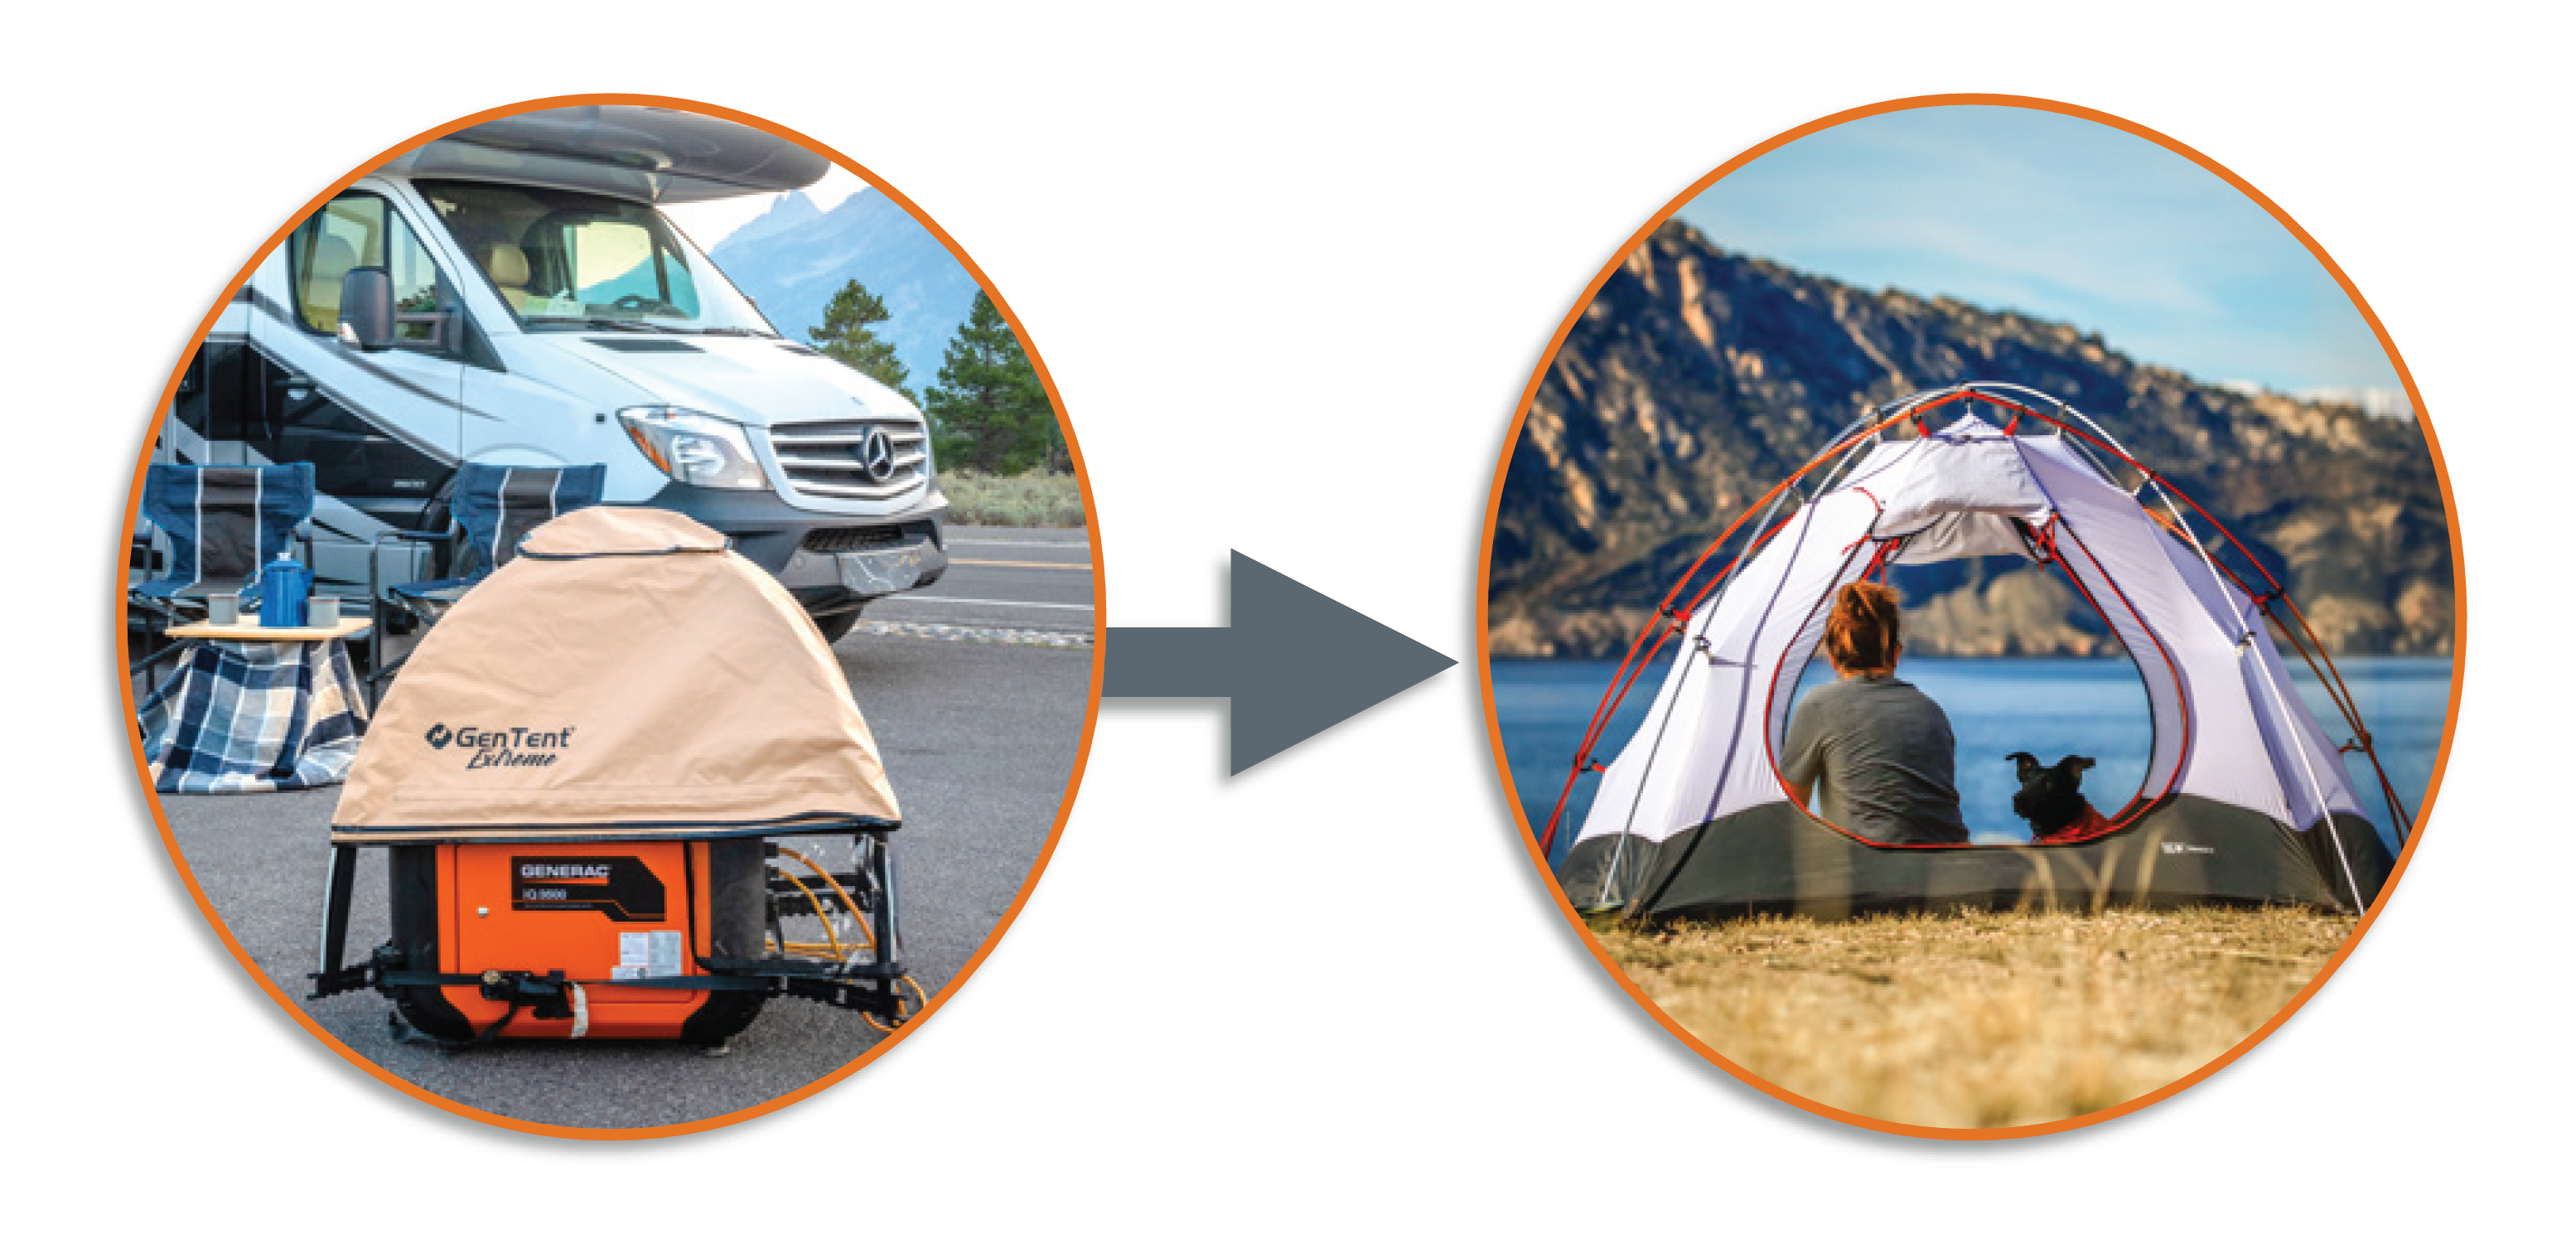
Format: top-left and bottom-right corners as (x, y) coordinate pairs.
(617, 407), (768, 490)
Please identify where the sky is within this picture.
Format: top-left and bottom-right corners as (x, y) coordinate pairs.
(1673, 105), (2407, 409)
(665, 164), (868, 251)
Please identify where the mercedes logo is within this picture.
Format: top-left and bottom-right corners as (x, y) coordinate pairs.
(855, 428), (897, 483)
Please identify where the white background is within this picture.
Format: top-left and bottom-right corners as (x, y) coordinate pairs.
(10, 2), (2560, 1232)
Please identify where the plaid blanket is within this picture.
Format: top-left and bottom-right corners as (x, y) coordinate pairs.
(139, 637), (370, 792)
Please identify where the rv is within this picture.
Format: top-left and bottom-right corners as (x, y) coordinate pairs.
(156, 105), (947, 642)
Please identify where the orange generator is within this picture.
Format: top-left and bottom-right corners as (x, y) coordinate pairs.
(307, 509), (917, 1046)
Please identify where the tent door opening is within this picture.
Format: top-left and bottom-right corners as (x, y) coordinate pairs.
(1767, 541), (2176, 846)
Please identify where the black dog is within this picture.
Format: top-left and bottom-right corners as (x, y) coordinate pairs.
(2007, 752), (2109, 843)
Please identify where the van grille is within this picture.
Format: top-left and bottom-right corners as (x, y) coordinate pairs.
(801, 520), (933, 554)
(767, 419), (929, 502)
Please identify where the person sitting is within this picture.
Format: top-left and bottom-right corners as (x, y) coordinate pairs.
(1781, 581), (1969, 845)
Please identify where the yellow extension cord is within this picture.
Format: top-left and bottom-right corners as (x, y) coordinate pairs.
(773, 845), (928, 1033)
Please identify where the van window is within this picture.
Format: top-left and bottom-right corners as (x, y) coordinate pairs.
(287, 192), (447, 344)
(420, 180), (771, 335)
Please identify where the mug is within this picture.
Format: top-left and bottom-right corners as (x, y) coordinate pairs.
(308, 596), (341, 627)
(206, 594), (241, 626)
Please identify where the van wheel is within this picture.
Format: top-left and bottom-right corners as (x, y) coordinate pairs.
(812, 606), (867, 645)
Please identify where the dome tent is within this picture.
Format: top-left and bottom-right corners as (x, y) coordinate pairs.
(311, 506), (916, 1043)
(1543, 384), (2410, 922)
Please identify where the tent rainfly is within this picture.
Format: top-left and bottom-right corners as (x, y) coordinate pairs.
(1543, 383), (2414, 922)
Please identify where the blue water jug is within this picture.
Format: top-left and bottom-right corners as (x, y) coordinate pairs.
(259, 550), (312, 627)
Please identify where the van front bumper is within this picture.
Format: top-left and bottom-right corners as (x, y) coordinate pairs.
(646, 486), (949, 616)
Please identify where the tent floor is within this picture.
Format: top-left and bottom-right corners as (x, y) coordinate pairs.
(1558, 796), (2392, 922)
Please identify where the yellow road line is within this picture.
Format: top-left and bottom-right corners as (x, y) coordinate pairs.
(954, 559), (1095, 570)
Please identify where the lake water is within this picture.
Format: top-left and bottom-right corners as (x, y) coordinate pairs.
(1491, 655), (2452, 854)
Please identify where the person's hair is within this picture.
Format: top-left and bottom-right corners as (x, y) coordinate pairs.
(1824, 581), (1902, 675)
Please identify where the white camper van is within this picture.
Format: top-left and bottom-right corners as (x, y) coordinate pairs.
(159, 105), (948, 642)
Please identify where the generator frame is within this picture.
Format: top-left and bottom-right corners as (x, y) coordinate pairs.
(307, 821), (913, 1044)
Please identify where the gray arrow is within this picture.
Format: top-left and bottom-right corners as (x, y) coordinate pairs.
(1105, 550), (1457, 774)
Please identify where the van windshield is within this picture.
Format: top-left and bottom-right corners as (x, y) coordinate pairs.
(419, 180), (775, 335)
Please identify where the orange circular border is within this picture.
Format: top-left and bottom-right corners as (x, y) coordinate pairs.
(1472, 93), (2465, 1140)
(114, 93), (1107, 1140)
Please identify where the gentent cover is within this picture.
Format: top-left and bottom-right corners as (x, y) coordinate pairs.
(334, 506), (899, 841)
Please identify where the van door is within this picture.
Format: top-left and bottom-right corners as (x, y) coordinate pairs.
(247, 189), (466, 589)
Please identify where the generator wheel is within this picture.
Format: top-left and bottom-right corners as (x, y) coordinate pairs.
(680, 990), (769, 1047)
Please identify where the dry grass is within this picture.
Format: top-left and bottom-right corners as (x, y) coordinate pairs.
(1592, 907), (2353, 1130)
(940, 470), (1086, 527)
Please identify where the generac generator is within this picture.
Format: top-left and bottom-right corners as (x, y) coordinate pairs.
(307, 508), (920, 1046)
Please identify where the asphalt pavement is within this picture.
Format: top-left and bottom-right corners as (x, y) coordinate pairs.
(150, 525), (1096, 1131)
(876, 525), (1096, 633)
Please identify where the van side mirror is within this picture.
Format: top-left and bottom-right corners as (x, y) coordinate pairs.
(337, 267), (395, 351)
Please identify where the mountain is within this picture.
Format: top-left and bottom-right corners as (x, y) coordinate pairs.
(710, 189), (983, 393)
(1488, 220), (2453, 660)
(716, 188), (821, 253)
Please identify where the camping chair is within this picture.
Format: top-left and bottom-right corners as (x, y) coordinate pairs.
(128, 462), (317, 687)
(367, 462), (606, 704)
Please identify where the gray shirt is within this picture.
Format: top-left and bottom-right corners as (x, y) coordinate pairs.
(1781, 673), (1969, 845)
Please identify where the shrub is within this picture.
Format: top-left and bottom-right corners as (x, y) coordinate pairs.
(939, 470), (1085, 528)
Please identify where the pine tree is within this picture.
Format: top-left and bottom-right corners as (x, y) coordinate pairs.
(808, 279), (913, 403)
(921, 292), (1061, 474)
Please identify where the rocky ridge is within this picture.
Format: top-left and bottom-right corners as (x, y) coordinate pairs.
(1488, 221), (2453, 659)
